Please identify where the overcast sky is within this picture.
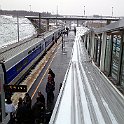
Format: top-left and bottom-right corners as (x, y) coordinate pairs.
(0, 0), (124, 16)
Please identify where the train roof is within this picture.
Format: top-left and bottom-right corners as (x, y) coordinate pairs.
(0, 28), (59, 62)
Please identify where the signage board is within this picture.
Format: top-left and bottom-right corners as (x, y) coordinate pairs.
(4, 85), (27, 92)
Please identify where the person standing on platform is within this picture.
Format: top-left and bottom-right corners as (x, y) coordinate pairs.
(74, 27), (76, 35)
(32, 97), (45, 124)
(62, 34), (64, 51)
(17, 97), (23, 108)
(19, 101), (33, 124)
(48, 68), (55, 82)
(37, 91), (45, 107)
(37, 91), (45, 123)
(25, 93), (32, 109)
(59, 83), (62, 92)
(16, 97), (23, 124)
(5, 96), (15, 124)
(46, 74), (55, 104)
(66, 27), (69, 36)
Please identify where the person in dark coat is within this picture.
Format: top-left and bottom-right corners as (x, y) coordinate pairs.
(17, 97), (23, 108)
(16, 97), (23, 124)
(16, 101), (33, 124)
(66, 27), (69, 36)
(37, 91), (45, 107)
(37, 92), (45, 123)
(32, 97), (45, 124)
(59, 83), (62, 92)
(48, 68), (55, 81)
(25, 93), (32, 109)
(74, 27), (76, 35)
(46, 74), (55, 104)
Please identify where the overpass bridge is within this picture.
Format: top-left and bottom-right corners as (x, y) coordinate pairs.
(26, 15), (121, 31)
(26, 15), (120, 21)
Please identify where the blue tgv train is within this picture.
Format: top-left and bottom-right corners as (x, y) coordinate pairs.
(0, 27), (64, 85)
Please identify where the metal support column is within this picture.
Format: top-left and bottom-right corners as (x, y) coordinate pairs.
(106, 20), (111, 25)
(108, 34), (114, 76)
(100, 32), (107, 71)
(17, 13), (19, 42)
(46, 19), (49, 31)
(77, 20), (79, 27)
(87, 34), (90, 53)
(0, 74), (5, 122)
(38, 13), (41, 34)
(94, 37), (98, 62)
(91, 31), (95, 59)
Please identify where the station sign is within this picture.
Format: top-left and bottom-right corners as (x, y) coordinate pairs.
(4, 85), (27, 92)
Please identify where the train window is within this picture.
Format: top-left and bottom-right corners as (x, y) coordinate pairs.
(32, 48), (35, 51)
(16, 62), (23, 72)
(28, 50), (32, 54)
(36, 44), (41, 48)
(39, 46), (41, 50)
(23, 58), (28, 66)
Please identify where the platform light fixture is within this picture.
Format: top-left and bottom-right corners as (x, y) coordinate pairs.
(112, 7), (113, 17)
(84, 6), (85, 16)
(29, 5), (31, 12)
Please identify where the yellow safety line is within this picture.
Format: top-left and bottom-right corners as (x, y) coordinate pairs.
(31, 46), (59, 99)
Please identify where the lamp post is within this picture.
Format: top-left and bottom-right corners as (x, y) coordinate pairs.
(0, 72), (5, 123)
(112, 7), (113, 17)
(84, 6), (85, 16)
(17, 13), (19, 42)
(56, 5), (58, 26)
(29, 5), (31, 12)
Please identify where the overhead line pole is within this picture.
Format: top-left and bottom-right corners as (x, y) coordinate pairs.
(112, 7), (113, 17)
(84, 6), (85, 16)
(56, 5), (58, 26)
(17, 13), (19, 42)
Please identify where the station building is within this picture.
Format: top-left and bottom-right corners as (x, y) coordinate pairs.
(82, 19), (124, 92)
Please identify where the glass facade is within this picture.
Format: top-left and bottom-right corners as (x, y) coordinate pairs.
(111, 35), (121, 81)
(84, 30), (124, 88)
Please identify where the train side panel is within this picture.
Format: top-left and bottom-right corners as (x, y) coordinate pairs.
(5, 42), (45, 84)
(3, 28), (62, 85)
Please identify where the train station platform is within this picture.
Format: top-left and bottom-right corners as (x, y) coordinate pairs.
(29, 30), (75, 109)
(4, 27), (124, 124)
(6, 29), (75, 123)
